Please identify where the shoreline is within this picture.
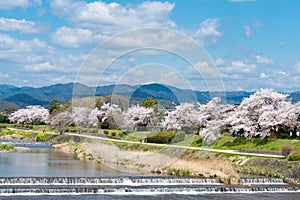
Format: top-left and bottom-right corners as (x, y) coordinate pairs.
(1, 132), (299, 186)
(53, 139), (239, 184)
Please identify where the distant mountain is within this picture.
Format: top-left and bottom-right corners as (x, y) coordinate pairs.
(289, 91), (300, 102)
(0, 99), (19, 113)
(1, 83), (300, 107)
(4, 93), (48, 107)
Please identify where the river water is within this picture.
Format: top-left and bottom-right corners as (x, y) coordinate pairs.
(0, 147), (126, 177)
(0, 143), (299, 199)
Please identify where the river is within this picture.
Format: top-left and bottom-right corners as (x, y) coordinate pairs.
(0, 142), (299, 199)
(0, 147), (126, 177)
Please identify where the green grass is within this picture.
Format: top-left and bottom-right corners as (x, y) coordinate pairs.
(214, 135), (300, 152)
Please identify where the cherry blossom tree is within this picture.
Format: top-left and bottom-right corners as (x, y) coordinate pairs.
(122, 105), (154, 130)
(72, 107), (101, 128)
(49, 111), (74, 134)
(9, 105), (49, 124)
(161, 103), (199, 131)
(226, 88), (297, 138)
(197, 97), (234, 144)
(98, 103), (122, 129)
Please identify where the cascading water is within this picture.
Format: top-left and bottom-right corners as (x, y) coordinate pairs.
(0, 139), (52, 148)
(0, 176), (299, 196)
(240, 177), (285, 185)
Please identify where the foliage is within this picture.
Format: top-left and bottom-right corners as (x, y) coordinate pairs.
(167, 168), (192, 176)
(48, 99), (61, 114)
(227, 89), (300, 138)
(72, 107), (101, 128)
(122, 105), (154, 130)
(98, 103), (122, 129)
(0, 143), (14, 151)
(214, 135), (300, 152)
(50, 111), (73, 127)
(36, 133), (47, 142)
(288, 152), (300, 161)
(9, 105), (49, 125)
(0, 114), (9, 123)
(161, 103), (199, 131)
(140, 97), (158, 109)
(147, 131), (178, 144)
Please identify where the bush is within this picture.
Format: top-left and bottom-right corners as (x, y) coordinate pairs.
(0, 124), (7, 129)
(0, 143), (14, 151)
(147, 131), (177, 144)
(288, 152), (300, 161)
(167, 168), (192, 176)
(103, 130), (109, 135)
(111, 132), (116, 137)
(282, 146), (293, 157)
(36, 133), (47, 142)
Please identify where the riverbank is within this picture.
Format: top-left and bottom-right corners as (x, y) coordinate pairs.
(52, 139), (239, 184)
(1, 128), (300, 185)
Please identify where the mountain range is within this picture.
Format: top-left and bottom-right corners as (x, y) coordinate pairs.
(0, 83), (299, 109)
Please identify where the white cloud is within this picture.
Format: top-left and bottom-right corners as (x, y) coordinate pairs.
(0, 73), (10, 78)
(0, 0), (29, 10)
(0, 0), (41, 10)
(51, 27), (106, 48)
(256, 55), (273, 64)
(195, 18), (222, 45)
(50, 0), (175, 33)
(24, 62), (57, 71)
(244, 24), (254, 38)
(260, 72), (268, 78)
(278, 71), (289, 77)
(220, 60), (257, 75)
(0, 17), (42, 34)
(215, 58), (226, 66)
(0, 34), (84, 86)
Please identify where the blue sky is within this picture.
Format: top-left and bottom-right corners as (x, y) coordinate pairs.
(0, 0), (300, 92)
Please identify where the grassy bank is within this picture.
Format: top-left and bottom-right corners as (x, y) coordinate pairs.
(1, 124), (300, 184)
(214, 134), (300, 154)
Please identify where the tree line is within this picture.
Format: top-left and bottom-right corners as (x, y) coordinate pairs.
(6, 89), (300, 139)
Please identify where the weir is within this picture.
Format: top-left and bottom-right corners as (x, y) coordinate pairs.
(0, 176), (299, 196)
(240, 177), (285, 185)
(0, 139), (52, 148)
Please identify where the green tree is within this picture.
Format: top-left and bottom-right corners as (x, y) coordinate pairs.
(49, 99), (61, 114)
(140, 97), (158, 109)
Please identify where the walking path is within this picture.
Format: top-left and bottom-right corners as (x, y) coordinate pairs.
(7, 127), (285, 158)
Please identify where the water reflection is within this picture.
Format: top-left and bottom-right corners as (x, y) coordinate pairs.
(0, 148), (128, 177)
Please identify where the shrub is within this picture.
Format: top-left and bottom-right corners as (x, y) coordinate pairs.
(167, 168), (192, 176)
(103, 130), (109, 135)
(36, 133), (47, 142)
(147, 131), (177, 144)
(0, 125), (7, 129)
(282, 146), (293, 157)
(181, 169), (192, 176)
(111, 132), (116, 137)
(0, 143), (14, 151)
(288, 152), (300, 161)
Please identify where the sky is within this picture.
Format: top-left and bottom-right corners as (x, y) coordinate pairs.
(0, 0), (300, 92)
